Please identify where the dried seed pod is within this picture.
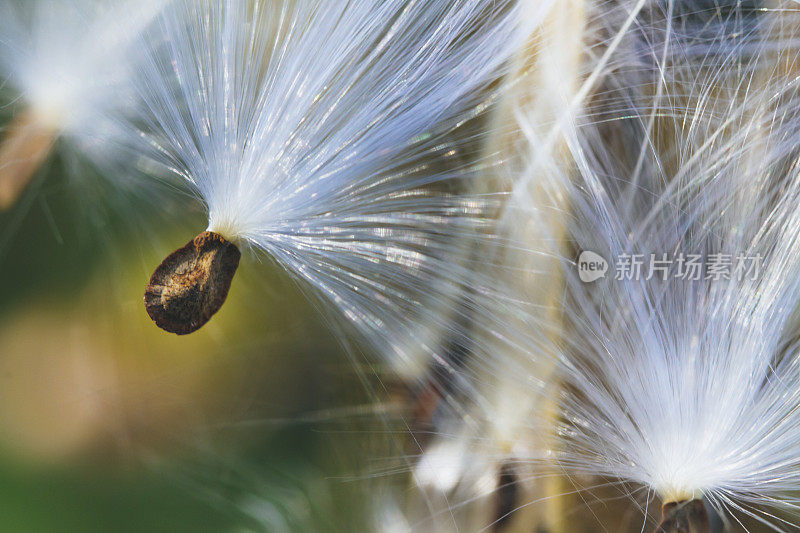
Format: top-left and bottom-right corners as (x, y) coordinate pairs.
(655, 500), (711, 533)
(144, 231), (240, 335)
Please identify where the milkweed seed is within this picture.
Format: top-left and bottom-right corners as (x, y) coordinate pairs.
(144, 231), (240, 335)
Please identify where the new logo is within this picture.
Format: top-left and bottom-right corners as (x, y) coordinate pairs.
(578, 251), (608, 282)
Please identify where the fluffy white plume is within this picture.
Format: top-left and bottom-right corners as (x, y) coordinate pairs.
(133, 0), (538, 373)
(539, 1), (800, 527)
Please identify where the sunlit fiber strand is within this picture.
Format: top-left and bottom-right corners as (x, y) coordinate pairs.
(403, 0), (588, 529)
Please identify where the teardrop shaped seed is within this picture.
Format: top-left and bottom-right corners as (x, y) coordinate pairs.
(144, 231), (240, 335)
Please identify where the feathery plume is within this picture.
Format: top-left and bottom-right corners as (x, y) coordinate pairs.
(0, 0), (168, 209)
(135, 0), (532, 376)
(545, 1), (800, 529)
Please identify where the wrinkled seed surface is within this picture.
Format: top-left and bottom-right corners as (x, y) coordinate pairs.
(144, 231), (240, 335)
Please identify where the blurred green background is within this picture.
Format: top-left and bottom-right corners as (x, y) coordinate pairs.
(0, 135), (401, 532)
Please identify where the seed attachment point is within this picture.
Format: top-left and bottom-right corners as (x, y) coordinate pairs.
(655, 500), (711, 533)
(144, 231), (241, 335)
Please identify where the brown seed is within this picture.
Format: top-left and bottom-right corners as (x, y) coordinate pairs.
(655, 499), (711, 533)
(144, 231), (241, 335)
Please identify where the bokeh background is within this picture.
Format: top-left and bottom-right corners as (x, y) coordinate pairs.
(0, 4), (789, 531)
(0, 119), (404, 531)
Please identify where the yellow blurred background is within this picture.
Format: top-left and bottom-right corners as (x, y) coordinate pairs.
(0, 134), (392, 531)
